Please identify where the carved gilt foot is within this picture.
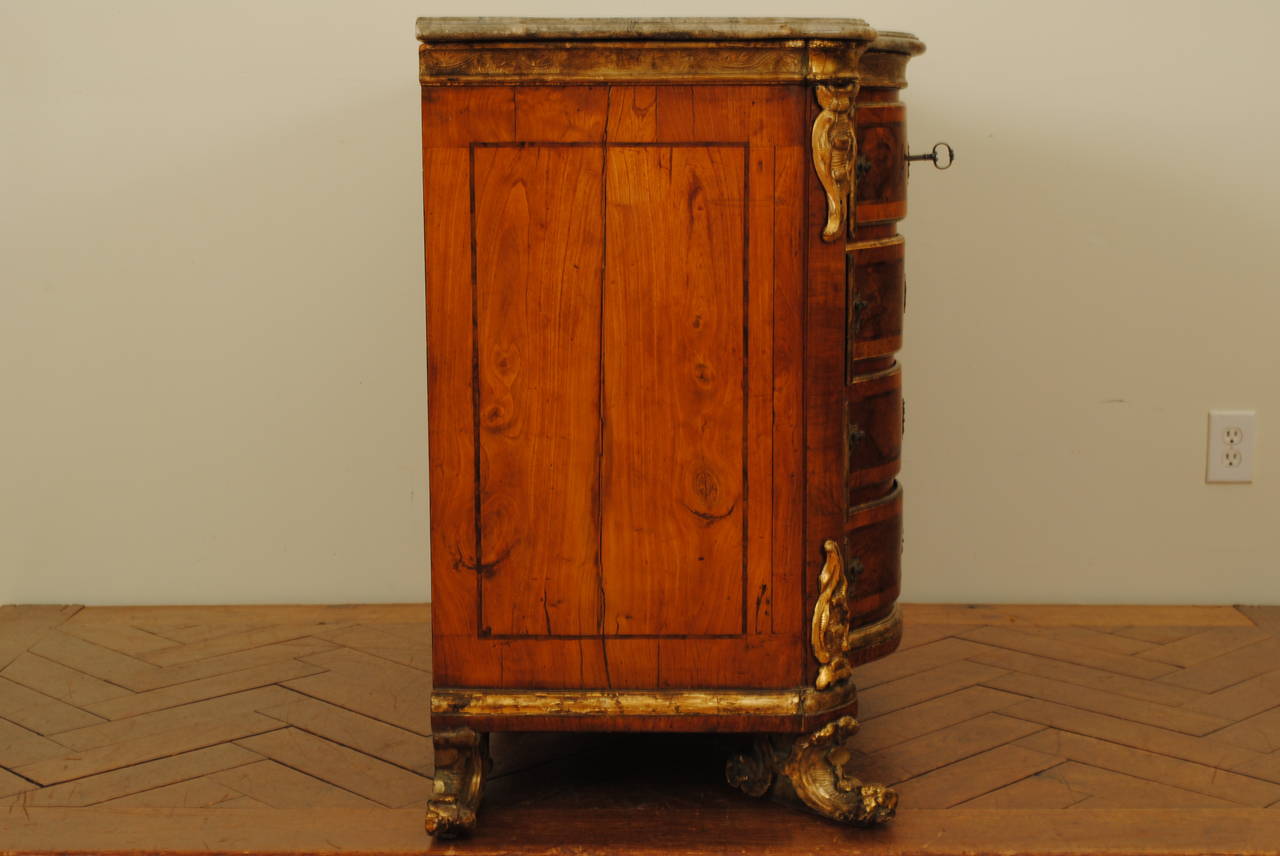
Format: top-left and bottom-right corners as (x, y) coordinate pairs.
(726, 716), (897, 826)
(424, 727), (490, 838)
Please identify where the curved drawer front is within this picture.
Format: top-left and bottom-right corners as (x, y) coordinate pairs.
(846, 363), (901, 508)
(853, 103), (907, 226)
(842, 484), (903, 664)
(848, 236), (905, 365)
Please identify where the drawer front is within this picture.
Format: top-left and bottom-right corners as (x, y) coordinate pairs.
(853, 103), (907, 226)
(843, 485), (902, 626)
(846, 365), (902, 508)
(848, 237), (905, 369)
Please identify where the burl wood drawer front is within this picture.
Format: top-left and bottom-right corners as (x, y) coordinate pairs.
(848, 238), (905, 366)
(847, 364), (903, 505)
(425, 85), (807, 690)
(843, 484), (903, 653)
(853, 103), (907, 225)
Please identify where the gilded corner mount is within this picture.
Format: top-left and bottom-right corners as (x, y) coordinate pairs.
(812, 84), (858, 242)
(811, 540), (902, 692)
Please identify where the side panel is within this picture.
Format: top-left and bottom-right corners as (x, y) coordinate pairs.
(425, 85), (805, 693)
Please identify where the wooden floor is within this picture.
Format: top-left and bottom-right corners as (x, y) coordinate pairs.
(2, 603), (1280, 854)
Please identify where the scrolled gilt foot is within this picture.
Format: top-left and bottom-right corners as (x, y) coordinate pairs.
(726, 716), (897, 827)
(424, 727), (489, 838)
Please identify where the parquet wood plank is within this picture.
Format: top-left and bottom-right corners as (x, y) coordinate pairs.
(894, 623), (958, 650)
(98, 776), (248, 808)
(84, 659), (323, 720)
(51, 686), (295, 751)
(957, 769), (1087, 809)
(0, 676), (105, 734)
(309, 626), (431, 672)
(1136, 626), (1272, 668)
(0, 744), (259, 807)
(209, 759), (381, 808)
(260, 691), (433, 775)
(1237, 605), (1280, 635)
(858, 661), (1008, 720)
(962, 625), (1178, 679)
(1225, 748), (1280, 787)
(1000, 699), (1266, 773)
(904, 604), (1252, 627)
(57, 622), (177, 656)
(286, 648), (432, 734)
(966, 645), (1204, 707)
(14, 712), (283, 785)
(867, 712), (1045, 784)
(1052, 761), (1240, 809)
(235, 728), (434, 809)
(1182, 669), (1280, 721)
(982, 671), (1232, 736)
(0, 605), (80, 671)
(0, 716), (73, 768)
(1108, 625), (1208, 644)
(853, 686), (1025, 753)
(141, 622), (264, 644)
(891, 744), (1060, 808)
(1016, 728), (1280, 807)
(2, 652), (133, 706)
(850, 638), (992, 689)
(140, 624), (353, 667)
(31, 629), (335, 694)
(25, 631), (162, 691)
(0, 767), (34, 799)
(1035, 627), (1156, 655)
(1209, 705), (1280, 754)
(1159, 638), (1280, 693)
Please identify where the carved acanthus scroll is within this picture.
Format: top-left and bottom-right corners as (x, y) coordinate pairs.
(812, 84), (858, 241)
(726, 716), (898, 826)
(811, 539), (859, 691)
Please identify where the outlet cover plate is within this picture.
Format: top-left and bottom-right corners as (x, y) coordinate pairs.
(1207, 410), (1256, 483)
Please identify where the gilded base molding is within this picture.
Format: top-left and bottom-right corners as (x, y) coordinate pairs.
(726, 716), (897, 826)
(424, 727), (490, 838)
(431, 684), (860, 720)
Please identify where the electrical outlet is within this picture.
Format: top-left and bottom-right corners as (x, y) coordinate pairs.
(1206, 410), (1256, 483)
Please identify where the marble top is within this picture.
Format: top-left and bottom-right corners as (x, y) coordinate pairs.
(416, 17), (877, 43)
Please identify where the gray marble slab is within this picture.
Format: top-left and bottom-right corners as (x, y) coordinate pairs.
(416, 17), (876, 43)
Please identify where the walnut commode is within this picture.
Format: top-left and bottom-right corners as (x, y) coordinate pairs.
(417, 16), (942, 835)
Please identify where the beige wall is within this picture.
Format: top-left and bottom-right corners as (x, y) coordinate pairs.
(3, 1), (1277, 606)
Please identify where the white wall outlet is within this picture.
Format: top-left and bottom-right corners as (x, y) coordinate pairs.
(1206, 410), (1256, 483)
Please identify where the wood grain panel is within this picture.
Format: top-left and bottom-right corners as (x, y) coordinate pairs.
(601, 145), (747, 636)
(424, 147), (477, 640)
(472, 145), (605, 637)
(514, 87), (607, 141)
(421, 88), (514, 147)
(605, 86), (657, 142)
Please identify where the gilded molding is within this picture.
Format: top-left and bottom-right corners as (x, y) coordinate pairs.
(726, 716), (898, 825)
(432, 685), (859, 719)
(424, 727), (489, 838)
(812, 84), (858, 242)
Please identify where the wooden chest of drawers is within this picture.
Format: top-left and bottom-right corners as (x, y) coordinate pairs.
(418, 17), (930, 835)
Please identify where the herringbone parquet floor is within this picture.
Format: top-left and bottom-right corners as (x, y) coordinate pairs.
(2, 602), (1279, 854)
